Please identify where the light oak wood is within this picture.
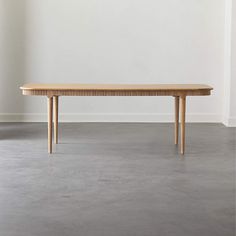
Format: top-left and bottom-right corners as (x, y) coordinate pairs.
(20, 83), (213, 154)
(20, 84), (213, 97)
(20, 83), (213, 91)
(53, 96), (59, 144)
(174, 96), (179, 145)
(180, 96), (186, 154)
(48, 97), (53, 154)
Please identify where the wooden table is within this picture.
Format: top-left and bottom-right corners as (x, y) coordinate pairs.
(20, 84), (213, 154)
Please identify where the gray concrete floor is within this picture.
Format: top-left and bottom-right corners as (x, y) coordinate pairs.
(0, 123), (235, 236)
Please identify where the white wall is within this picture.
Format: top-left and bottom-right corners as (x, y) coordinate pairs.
(223, 0), (236, 127)
(0, 0), (232, 124)
(229, 0), (236, 125)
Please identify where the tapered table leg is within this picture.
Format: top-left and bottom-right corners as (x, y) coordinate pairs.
(53, 96), (59, 144)
(174, 96), (179, 145)
(48, 96), (53, 154)
(180, 95), (186, 154)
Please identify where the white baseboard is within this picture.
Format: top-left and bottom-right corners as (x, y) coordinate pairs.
(0, 113), (223, 123)
(222, 116), (236, 127)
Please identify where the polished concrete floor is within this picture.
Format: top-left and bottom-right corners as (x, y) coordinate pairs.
(0, 123), (235, 236)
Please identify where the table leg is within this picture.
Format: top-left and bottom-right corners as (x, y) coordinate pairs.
(180, 95), (186, 154)
(53, 96), (59, 144)
(48, 96), (53, 154)
(174, 96), (179, 145)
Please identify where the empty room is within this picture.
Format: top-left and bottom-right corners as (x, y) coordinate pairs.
(0, 0), (235, 236)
